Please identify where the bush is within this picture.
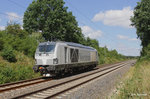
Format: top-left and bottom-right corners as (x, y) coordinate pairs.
(0, 66), (16, 83)
(0, 64), (39, 84)
(17, 37), (38, 57)
(0, 38), (4, 51)
(15, 65), (35, 80)
(1, 46), (17, 62)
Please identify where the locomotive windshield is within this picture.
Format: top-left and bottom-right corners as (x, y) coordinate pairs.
(36, 44), (55, 53)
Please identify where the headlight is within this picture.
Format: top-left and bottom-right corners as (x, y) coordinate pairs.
(53, 58), (58, 64)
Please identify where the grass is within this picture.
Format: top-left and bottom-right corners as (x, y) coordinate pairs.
(110, 59), (150, 99)
(98, 54), (126, 65)
(0, 51), (40, 84)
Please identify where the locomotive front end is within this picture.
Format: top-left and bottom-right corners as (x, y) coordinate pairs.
(33, 42), (57, 77)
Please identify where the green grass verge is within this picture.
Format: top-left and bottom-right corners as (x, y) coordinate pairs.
(111, 59), (150, 99)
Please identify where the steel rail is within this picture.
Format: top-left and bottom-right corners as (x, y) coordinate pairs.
(0, 77), (52, 93)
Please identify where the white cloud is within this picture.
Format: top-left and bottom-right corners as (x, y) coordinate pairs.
(119, 47), (141, 56)
(92, 7), (133, 28)
(117, 34), (138, 42)
(6, 12), (22, 22)
(117, 35), (129, 39)
(100, 43), (141, 56)
(81, 26), (102, 39)
(116, 44), (141, 56)
(129, 38), (138, 41)
(0, 26), (5, 30)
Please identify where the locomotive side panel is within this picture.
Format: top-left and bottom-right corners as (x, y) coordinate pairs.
(90, 51), (97, 61)
(79, 48), (91, 62)
(57, 44), (70, 64)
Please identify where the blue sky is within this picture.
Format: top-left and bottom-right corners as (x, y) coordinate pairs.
(0, 0), (141, 56)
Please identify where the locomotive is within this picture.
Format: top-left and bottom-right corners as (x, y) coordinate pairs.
(33, 41), (98, 77)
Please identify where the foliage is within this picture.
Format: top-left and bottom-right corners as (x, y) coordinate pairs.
(84, 37), (99, 49)
(1, 46), (17, 62)
(97, 46), (125, 64)
(31, 32), (45, 42)
(0, 31), (6, 51)
(0, 24), (40, 83)
(141, 44), (150, 58)
(23, 0), (84, 43)
(0, 52), (40, 84)
(131, 0), (150, 56)
(0, 38), (4, 51)
(6, 22), (28, 38)
(0, 65), (16, 83)
(0, 26), (38, 57)
(12, 37), (38, 57)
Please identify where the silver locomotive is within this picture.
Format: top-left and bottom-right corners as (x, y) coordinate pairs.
(33, 41), (98, 77)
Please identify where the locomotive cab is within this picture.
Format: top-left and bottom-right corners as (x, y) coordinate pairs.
(33, 42), (58, 77)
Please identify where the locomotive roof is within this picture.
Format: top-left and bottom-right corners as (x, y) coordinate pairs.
(65, 42), (95, 50)
(38, 41), (96, 50)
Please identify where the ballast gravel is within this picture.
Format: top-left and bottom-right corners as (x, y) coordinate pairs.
(55, 63), (133, 99)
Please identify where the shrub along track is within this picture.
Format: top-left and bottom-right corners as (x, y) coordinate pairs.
(0, 60), (136, 99)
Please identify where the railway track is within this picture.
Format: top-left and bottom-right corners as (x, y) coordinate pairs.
(0, 77), (52, 93)
(0, 60), (136, 99)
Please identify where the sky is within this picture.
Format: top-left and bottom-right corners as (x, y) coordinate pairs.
(0, 0), (141, 56)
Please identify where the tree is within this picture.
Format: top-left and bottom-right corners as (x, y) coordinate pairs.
(6, 23), (28, 38)
(131, 0), (150, 55)
(84, 37), (99, 49)
(23, 0), (84, 43)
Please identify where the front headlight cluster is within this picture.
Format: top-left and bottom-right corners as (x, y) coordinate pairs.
(53, 58), (58, 64)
